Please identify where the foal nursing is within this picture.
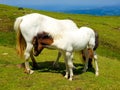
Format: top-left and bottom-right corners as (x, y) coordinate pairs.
(33, 26), (99, 81)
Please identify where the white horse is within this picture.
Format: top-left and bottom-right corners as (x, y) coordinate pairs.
(14, 13), (78, 74)
(34, 26), (99, 81)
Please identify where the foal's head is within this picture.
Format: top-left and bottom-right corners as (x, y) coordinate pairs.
(32, 32), (53, 56)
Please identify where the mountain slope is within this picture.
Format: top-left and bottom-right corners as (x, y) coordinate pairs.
(0, 4), (120, 60)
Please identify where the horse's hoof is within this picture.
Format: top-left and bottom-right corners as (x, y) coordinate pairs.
(53, 63), (60, 68)
(29, 70), (34, 74)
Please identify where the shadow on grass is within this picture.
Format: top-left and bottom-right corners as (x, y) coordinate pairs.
(30, 60), (95, 76)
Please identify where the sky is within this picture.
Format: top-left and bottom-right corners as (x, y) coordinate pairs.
(0, 0), (120, 10)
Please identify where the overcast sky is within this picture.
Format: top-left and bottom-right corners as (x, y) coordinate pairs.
(0, 0), (120, 10)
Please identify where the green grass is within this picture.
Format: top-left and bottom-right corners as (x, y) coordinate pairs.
(0, 4), (120, 90)
(0, 46), (120, 90)
(0, 31), (16, 47)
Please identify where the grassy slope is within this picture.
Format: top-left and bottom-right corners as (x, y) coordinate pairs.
(0, 4), (120, 90)
(0, 46), (120, 90)
(0, 4), (120, 59)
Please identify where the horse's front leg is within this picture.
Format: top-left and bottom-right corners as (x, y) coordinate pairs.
(30, 51), (39, 69)
(24, 43), (34, 74)
(53, 51), (62, 68)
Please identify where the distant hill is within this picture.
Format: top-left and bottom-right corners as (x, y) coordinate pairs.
(15, 4), (120, 16)
(61, 6), (120, 16)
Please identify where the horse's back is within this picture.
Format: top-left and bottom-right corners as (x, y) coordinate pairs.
(59, 19), (78, 30)
(18, 13), (78, 43)
(19, 13), (58, 42)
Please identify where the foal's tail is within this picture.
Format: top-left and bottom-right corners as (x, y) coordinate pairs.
(81, 31), (99, 68)
(14, 17), (26, 58)
(93, 32), (99, 51)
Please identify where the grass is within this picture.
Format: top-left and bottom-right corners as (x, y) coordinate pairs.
(0, 31), (16, 47)
(0, 46), (120, 90)
(0, 4), (120, 90)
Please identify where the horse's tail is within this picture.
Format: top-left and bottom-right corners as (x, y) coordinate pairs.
(14, 17), (26, 58)
(93, 31), (99, 51)
(14, 17), (23, 32)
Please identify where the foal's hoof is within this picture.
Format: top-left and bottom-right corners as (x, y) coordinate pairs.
(69, 78), (73, 81)
(64, 75), (68, 79)
(95, 72), (99, 76)
(82, 69), (87, 73)
(82, 67), (88, 73)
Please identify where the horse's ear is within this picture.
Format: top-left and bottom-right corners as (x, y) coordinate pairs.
(32, 36), (37, 45)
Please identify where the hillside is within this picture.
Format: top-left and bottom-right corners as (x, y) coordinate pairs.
(0, 4), (120, 90)
(0, 4), (120, 59)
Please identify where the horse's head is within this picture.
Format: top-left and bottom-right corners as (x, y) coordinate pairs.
(32, 36), (42, 56)
(32, 32), (53, 56)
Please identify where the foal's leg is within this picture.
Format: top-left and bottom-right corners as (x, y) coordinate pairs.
(53, 51), (76, 69)
(53, 51), (62, 68)
(24, 43), (34, 74)
(30, 51), (39, 69)
(94, 51), (99, 76)
(81, 50), (93, 68)
(83, 48), (89, 72)
(63, 51), (69, 79)
(65, 51), (74, 81)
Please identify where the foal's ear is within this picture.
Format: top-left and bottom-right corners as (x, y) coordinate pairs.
(32, 36), (37, 45)
(37, 32), (51, 39)
(42, 32), (52, 39)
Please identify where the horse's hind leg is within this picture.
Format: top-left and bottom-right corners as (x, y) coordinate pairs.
(24, 43), (34, 74)
(94, 51), (99, 76)
(30, 51), (39, 69)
